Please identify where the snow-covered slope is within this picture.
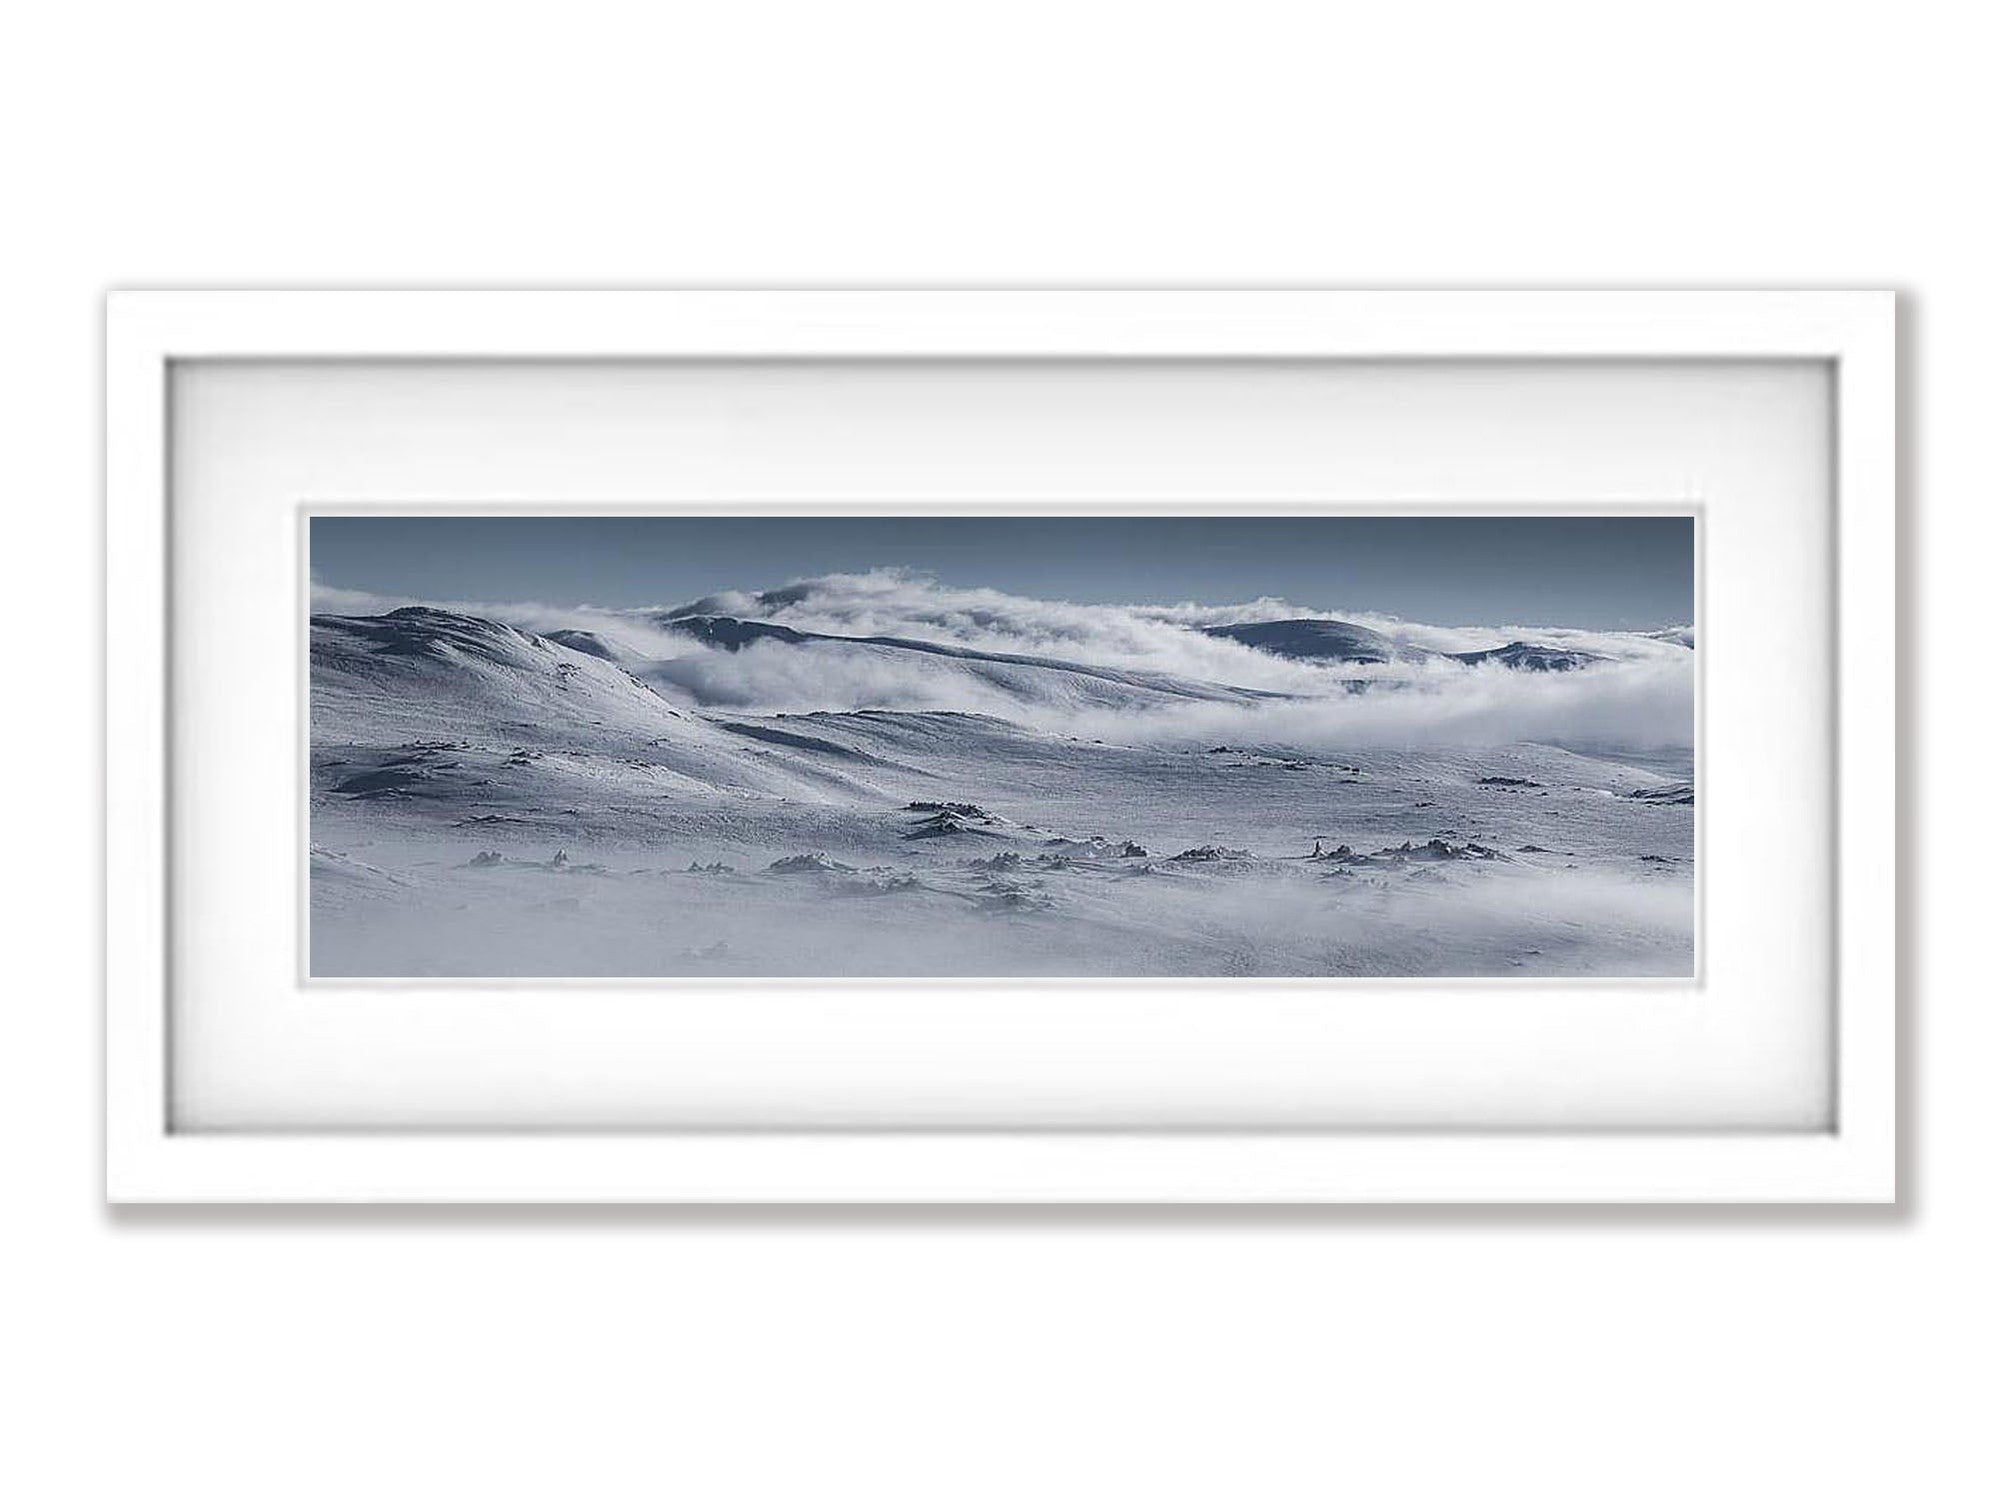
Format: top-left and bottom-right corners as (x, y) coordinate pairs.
(540, 627), (626, 661)
(313, 607), (684, 740)
(311, 606), (910, 807)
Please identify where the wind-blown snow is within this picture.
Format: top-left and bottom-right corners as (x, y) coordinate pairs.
(309, 572), (1696, 978)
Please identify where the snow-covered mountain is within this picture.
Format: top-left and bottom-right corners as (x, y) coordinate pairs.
(1445, 641), (1609, 672)
(1200, 618), (1430, 665)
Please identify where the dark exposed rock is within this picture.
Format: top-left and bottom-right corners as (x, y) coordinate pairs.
(766, 852), (856, 875)
(1623, 782), (1695, 806)
(333, 767), (430, 797)
(904, 808), (1000, 839)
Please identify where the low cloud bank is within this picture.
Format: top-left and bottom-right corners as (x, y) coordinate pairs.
(311, 567), (1694, 750)
(1048, 655), (1694, 752)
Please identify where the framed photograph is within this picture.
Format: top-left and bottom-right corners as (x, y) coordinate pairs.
(106, 289), (1895, 1202)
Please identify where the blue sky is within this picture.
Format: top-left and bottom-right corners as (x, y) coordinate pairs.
(310, 515), (1695, 629)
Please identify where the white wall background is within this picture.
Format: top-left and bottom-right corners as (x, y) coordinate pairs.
(4, 4), (1986, 1495)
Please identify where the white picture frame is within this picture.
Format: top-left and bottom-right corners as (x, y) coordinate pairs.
(106, 289), (1896, 1203)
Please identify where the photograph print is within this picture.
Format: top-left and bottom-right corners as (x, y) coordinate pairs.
(308, 514), (1696, 979)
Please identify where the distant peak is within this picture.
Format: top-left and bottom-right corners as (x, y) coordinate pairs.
(1447, 641), (1608, 672)
(1201, 618), (1428, 665)
(660, 615), (812, 650)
